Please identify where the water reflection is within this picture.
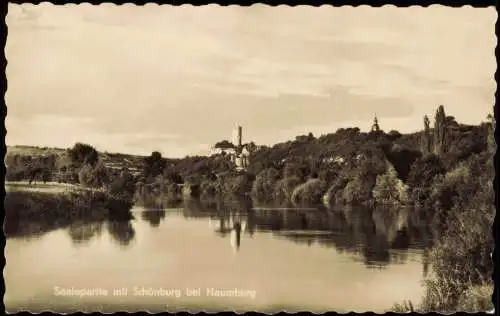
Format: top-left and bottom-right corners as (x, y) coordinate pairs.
(106, 220), (136, 247)
(141, 209), (167, 228)
(67, 221), (104, 245)
(5, 189), (434, 269)
(184, 198), (249, 253)
(180, 197), (434, 268)
(5, 191), (137, 248)
(6, 191), (433, 312)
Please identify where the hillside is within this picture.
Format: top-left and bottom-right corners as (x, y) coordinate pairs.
(6, 145), (147, 177)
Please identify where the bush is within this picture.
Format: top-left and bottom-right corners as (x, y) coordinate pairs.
(407, 154), (446, 205)
(69, 143), (99, 167)
(221, 173), (254, 196)
(283, 162), (310, 181)
(143, 151), (167, 179)
(107, 169), (137, 202)
(78, 162), (110, 188)
(78, 164), (96, 187)
(417, 154), (494, 312)
(290, 179), (328, 206)
(273, 176), (303, 202)
(456, 285), (494, 312)
(341, 160), (385, 205)
(372, 162), (409, 205)
(323, 176), (350, 207)
(251, 168), (281, 202)
(200, 179), (220, 198)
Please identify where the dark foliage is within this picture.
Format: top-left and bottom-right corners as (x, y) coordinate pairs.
(143, 151), (167, 179)
(68, 143), (99, 167)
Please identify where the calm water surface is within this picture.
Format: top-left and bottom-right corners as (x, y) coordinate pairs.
(5, 198), (433, 313)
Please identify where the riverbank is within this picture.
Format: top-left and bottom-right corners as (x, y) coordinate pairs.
(389, 175), (494, 312)
(5, 181), (98, 193)
(4, 182), (133, 238)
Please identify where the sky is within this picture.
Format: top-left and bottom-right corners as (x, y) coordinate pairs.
(5, 4), (497, 158)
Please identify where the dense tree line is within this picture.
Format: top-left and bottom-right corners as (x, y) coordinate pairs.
(135, 106), (492, 211)
(6, 143), (137, 203)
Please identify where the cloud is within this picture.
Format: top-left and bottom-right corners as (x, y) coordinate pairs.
(5, 114), (187, 157)
(5, 4), (496, 156)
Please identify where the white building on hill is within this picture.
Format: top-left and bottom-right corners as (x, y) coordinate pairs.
(231, 124), (249, 171)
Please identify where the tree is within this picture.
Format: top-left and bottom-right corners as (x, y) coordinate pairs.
(69, 143), (99, 167)
(143, 151), (167, 179)
(78, 162), (110, 188)
(274, 176), (302, 202)
(163, 169), (184, 184)
(421, 115), (432, 154)
(372, 162), (409, 205)
(251, 167), (281, 202)
(108, 169), (136, 201)
(78, 164), (97, 187)
(214, 140), (236, 150)
(388, 130), (402, 141)
(433, 105), (447, 155)
(407, 154), (446, 205)
(291, 178), (328, 206)
(283, 162), (310, 181)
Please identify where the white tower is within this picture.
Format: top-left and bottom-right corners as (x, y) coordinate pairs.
(232, 124), (242, 148)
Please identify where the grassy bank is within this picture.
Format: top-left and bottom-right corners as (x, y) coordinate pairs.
(4, 184), (133, 238)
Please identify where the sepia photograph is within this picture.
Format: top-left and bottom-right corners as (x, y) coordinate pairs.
(4, 3), (496, 313)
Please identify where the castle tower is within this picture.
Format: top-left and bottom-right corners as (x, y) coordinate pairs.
(238, 125), (242, 148)
(232, 124), (243, 149)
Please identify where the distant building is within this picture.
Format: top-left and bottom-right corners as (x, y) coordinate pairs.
(371, 114), (381, 132)
(211, 124), (252, 171)
(231, 124), (250, 171)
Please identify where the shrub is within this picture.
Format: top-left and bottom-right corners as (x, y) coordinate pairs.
(78, 164), (96, 187)
(456, 285), (494, 312)
(251, 168), (281, 202)
(68, 143), (99, 167)
(107, 169), (137, 202)
(273, 176), (303, 202)
(341, 160), (385, 205)
(291, 179), (328, 206)
(200, 179), (220, 198)
(323, 176), (350, 207)
(78, 162), (110, 188)
(283, 162), (310, 181)
(221, 173), (254, 196)
(428, 164), (471, 211)
(372, 162), (409, 205)
(407, 154), (446, 205)
(419, 168), (494, 312)
(143, 151), (167, 179)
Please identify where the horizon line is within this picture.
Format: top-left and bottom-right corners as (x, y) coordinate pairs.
(6, 115), (490, 159)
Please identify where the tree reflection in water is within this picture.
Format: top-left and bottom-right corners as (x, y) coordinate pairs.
(182, 197), (435, 268)
(5, 190), (137, 248)
(106, 220), (136, 247)
(141, 209), (167, 228)
(68, 221), (105, 245)
(183, 198), (250, 254)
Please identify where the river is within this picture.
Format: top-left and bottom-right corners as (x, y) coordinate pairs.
(5, 197), (433, 313)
